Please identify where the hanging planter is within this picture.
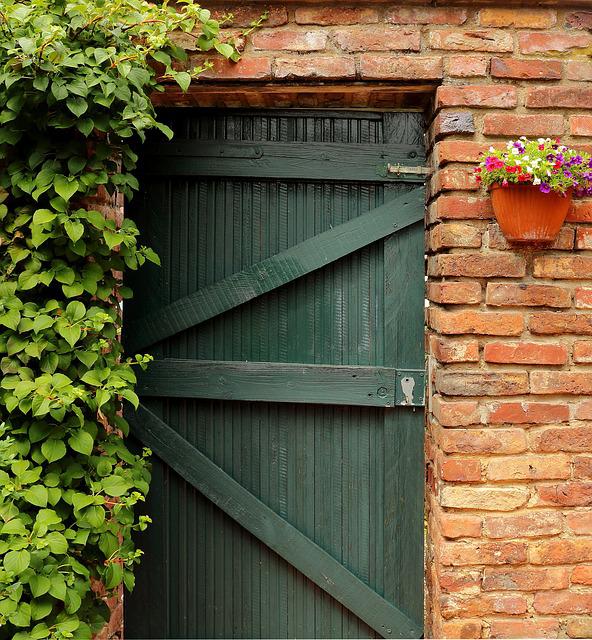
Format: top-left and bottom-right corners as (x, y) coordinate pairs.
(476, 137), (592, 244)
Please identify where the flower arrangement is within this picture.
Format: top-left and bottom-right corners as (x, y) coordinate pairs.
(475, 137), (592, 197)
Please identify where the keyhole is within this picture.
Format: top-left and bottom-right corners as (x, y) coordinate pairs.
(401, 377), (415, 405)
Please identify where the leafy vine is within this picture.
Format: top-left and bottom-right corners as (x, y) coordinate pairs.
(0, 1), (241, 637)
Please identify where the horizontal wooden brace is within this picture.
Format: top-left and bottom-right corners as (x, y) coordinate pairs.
(142, 141), (426, 182)
(128, 404), (423, 639)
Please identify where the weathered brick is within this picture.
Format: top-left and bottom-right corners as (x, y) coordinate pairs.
(487, 455), (570, 481)
(211, 6), (288, 28)
(437, 85), (517, 109)
(431, 194), (493, 221)
(435, 141), (489, 165)
(483, 567), (567, 593)
(527, 87), (592, 109)
(430, 167), (478, 194)
(197, 56), (272, 80)
(274, 56), (355, 80)
(487, 401), (569, 423)
(567, 617), (592, 639)
(568, 199), (592, 222)
(359, 55), (443, 80)
(386, 7), (468, 26)
(427, 282), (482, 305)
(429, 30), (513, 53)
(575, 288), (592, 309)
(573, 565), (592, 585)
(430, 309), (524, 336)
(489, 619), (560, 639)
(519, 32), (592, 54)
(574, 340), (592, 363)
(433, 396), (481, 427)
(430, 336), (480, 363)
(442, 620), (483, 638)
(429, 223), (482, 250)
(483, 113), (564, 136)
(252, 29), (328, 52)
(441, 457), (483, 482)
(440, 540), (528, 566)
(440, 428), (527, 455)
(438, 371), (529, 397)
(483, 511), (564, 538)
(430, 253), (526, 278)
(576, 228), (592, 250)
(294, 7), (379, 25)
(576, 401), (592, 420)
(439, 568), (482, 594)
(537, 482), (592, 506)
(529, 312), (592, 336)
(568, 511), (592, 535)
(574, 456), (592, 479)
(486, 283), (571, 309)
(531, 426), (592, 453)
(534, 591), (592, 615)
(488, 223), (574, 251)
(440, 593), (527, 618)
(439, 513), (482, 539)
(432, 112), (476, 139)
(333, 26), (420, 53)
(567, 60), (592, 82)
(531, 371), (592, 395)
(534, 256), (592, 279)
(566, 11), (592, 29)
(479, 9), (557, 29)
(531, 538), (592, 565)
(491, 57), (562, 80)
(484, 342), (568, 366)
(447, 55), (489, 78)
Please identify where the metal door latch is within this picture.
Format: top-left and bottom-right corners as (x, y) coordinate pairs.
(395, 370), (425, 407)
(386, 163), (431, 177)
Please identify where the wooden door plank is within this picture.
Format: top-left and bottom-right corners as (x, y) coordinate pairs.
(142, 141), (426, 182)
(125, 186), (425, 353)
(129, 404), (423, 639)
(136, 359), (397, 407)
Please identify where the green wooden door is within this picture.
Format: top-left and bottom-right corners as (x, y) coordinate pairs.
(124, 110), (426, 640)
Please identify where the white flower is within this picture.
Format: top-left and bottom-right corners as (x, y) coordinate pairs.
(511, 147), (520, 155)
(537, 138), (546, 144)
(520, 136), (527, 140)
(515, 159), (522, 165)
(507, 141), (514, 149)
(547, 170), (551, 176)
(533, 177), (541, 185)
(526, 166), (533, 173)
(522, 155), (530, 162)
(489, 146), (495, 152)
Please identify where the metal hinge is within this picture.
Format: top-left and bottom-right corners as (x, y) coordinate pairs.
(395, 369), (425, 407)
(386, 163), (431, 177)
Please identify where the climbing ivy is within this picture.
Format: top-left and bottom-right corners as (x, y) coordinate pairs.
(0, 1), (243, 638)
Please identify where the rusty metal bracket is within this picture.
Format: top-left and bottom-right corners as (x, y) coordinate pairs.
(386, 163), (431, 177)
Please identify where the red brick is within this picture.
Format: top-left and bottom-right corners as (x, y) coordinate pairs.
(483, 566), (567, 592)
(574, 456), (592, 479)
(252, 29), (327, 52)
(568, 511), (592, 535)
(441, 620), (483, 639)
(487, 401), (569, 423)
(491, 57), (561, 80)
(567, 617), (592, 639)
(294, 7), (379, 25)
(431, 194), (493, 221)
(489, 619), (560, 639)
(439, 513), (482, 539)
(430, 253), (526, 278)
(567, 199), (592, 222)
(441, 458), (483, 482)
(435, 141), (489, 165)
(447, 55), (489, 78)
(527, 86), (592, 109)
(359, 55), (443, 80)
(386, 7), (468, 26)
(534, 256), (592, 279)
(430, 336), (480, 363)
(198, 56), (272, 80)
(483, 511), (564, 538)
(574, 340), (592, 363)
(576, 401), (592, 420)
(211, 6), (288, 28)
(486, 283), (571, 309)
(437, 371), (528, 397)
(529, 312), (592, 336)
(531, 538), (592, 565)
(567, 60), (592, 82)
(519, 32), (592, 54)
(531, 427), (592, 453)
(567, 11), (592, 29)
(573, 116), (592, 139)
(535, 591), (592, 615)
(429, 308), (524, 336)
(429, 223), (482, 250)
(439, 569), (482, 594)
(440, 593), (527, 618)
(488, 224), (574, 251)
(440, 540), (527, 566)
(440, 428), (527, 455)
(433, 396), (481, 426)
(274, 56), (355, 80)
(484, 342), (568, 366)
(479, 9), (557, 28)
(573, 565), (592, 585)
(431, 112), (476, 139)
(576, 228), (592, 250)
(575, 288), (592, 308)
(333, 26), (420, 53)
(437, 85), (517, 109)
(531, 371), (592, 395)
(429, 30), (513, 53)
(428, 282), (482, 305)
(430, 167), (478, 194)
(483, 113), (564, 136)
(537, 482), (592, 507)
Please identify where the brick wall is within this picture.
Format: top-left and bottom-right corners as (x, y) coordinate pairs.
(160, 3), (592, 638)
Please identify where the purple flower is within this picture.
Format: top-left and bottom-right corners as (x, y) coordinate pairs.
(539, 183), (551, 194)
(567, 155), (583, 167)
(564, 170), (573, 178)
(546, 154), (556, 162)
(588, 158), (592, 169)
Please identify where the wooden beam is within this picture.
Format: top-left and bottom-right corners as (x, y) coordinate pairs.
(125, 186), (425, 353)
(142, 141), (426, 182)
(129, 404), (423, 639)
(136, 359), (398, 407)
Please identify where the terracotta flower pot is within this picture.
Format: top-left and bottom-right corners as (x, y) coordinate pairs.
(490, 183), (573, 244)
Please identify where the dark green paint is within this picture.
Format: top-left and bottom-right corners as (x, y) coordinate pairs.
(125, 109), (425, 639)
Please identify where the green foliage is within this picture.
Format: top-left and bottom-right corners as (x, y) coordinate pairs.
(0, 1), (239, 637)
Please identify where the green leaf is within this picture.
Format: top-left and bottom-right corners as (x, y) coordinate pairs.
(214, 42), (235, 58)
(33, 76), (50, 92)
(33, 315), (54, 333)
(29, 575), (51, 598)
(48, 575), (66, 601)
(64, 220), (84, 243)
(4, 549), (30, 575)
(41, 439), (66, 463)
(58, 324), (81, 347)
(104, 562), (124, 589)
(65, 301), (86, 322)
(102, 474), (132, 497)
(32, 209), (56, 225)
(51, 81), (68, 101)
(72, 493), (95, 512)
(175, 71), (192, 92)
(66, 97), (88, 117)
(1, 518), (27, 535)
(65, 589), (82, 614)
(31, 598), (52, 621)
(54, 175), (79, 202)
(68, 430), (94, 456)
(68, 156), (87, 174)
(24, 485), (48, 507)
(9, 602), (31, 628)
(77, 118), (94, 136)
(46, 531), (68, 554)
